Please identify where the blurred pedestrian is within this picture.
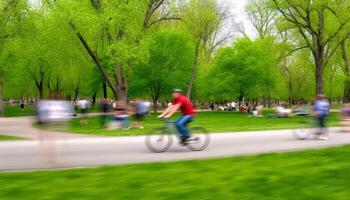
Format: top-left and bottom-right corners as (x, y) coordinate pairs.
(19, 98), (25, 111)
(314, 94), (330, 140)
(100, 98), (111, 128)
(113, 100), (130, 130)
(132, 99), (149, 129)
(36, 93), (75, 165)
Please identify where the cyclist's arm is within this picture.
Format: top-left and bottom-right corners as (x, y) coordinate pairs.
(165, 103), (181, 117)
(159, 103), (181, 118)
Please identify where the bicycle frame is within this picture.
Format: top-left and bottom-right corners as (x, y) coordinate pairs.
(164, 122), (179, 135)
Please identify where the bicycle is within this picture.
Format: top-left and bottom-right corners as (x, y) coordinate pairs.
(292, 117), (328, 140)
(145, 121), (210, 153)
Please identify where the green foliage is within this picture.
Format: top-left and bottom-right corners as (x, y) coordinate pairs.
(130, 30), (194, 103)
(1, 0), (350, 104)
(201, 38), (280, 101)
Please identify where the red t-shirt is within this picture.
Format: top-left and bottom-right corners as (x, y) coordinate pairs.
(172, 95), (196, 116)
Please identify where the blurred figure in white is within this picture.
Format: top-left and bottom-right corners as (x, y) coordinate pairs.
(37, 94), (75, 165)
(231, 102), (236, 111)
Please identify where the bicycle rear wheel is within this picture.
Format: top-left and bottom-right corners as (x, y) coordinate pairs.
(145, 128), (173, 153)
(186, 127), (210, 151)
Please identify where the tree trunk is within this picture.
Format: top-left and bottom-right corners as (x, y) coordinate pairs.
(341, 40), (350, 103)
(288, 77), (292, 106)
(152, 98), (158, 113)
(39, 86), (44, 99)
(37, 80), (44, 100)
(69, 21), (118, 98)
(187, 40), (201, 99)
(0, 80), (3, 117)
(103, 81), (108, 99)
(344, 80), (350, 103)
(238, 92), (244, 109)
(73, 87), (79, 102)
(115, 64), (128, 102)
(92, 91), (97, 106)
(315, 55), (325, 95)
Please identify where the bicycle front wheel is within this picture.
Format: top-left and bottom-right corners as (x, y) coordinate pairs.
(186, 127), (210, 151)
(145, 128), (173, 153)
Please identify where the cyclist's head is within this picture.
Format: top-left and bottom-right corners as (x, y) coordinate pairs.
(171, 88), (182, 98)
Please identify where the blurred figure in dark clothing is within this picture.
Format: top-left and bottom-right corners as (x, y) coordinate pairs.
(132, 99), (149, 129)
(314, 94), (330, 140)
(20, 98), (25, 111)
(210, 103), (214, 111)
(100, 98), (111, 128)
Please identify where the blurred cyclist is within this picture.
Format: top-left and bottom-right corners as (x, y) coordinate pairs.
(314, 94), (330, 140)
(158, 89), (196, 145)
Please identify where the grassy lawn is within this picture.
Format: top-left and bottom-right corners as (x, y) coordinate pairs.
(65, 111), (340, 136)
(3, 105), (36, 117)
(0, 135), (22, 141)
(3, 105), (102, 118)
(0, 145), (349, 199)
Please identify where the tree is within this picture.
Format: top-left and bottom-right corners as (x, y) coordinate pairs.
(0, 0), (27, 115)
(66, 0), (181, 102)
(272, 0), (350, 95)
(180, 0), (229, 99)
(204, 38), (279, 105)
(131, 30), (194, 112)
(246, 0), (277, 39)
(340, 38), (350, 102)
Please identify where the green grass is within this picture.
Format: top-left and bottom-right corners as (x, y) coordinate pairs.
(0, 135), (22, 141)
(0, 145), (350, 199)
(3, 105), (36, 117)
(65, 111), (340, 136)
(3, 105), (102, 118)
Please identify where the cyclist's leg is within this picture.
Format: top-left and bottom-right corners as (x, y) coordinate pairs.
(175, 115), (193, 140)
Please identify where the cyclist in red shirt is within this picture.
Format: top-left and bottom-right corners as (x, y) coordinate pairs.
(158, 89), (196, 144)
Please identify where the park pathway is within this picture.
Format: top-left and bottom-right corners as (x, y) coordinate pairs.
(1, 116), (350, 171)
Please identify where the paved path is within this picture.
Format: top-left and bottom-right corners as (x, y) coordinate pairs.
(1, 117), (350, 171)
(0, 116), (102, 140)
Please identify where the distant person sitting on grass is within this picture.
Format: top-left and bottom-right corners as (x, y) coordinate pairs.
(210, 103), (214, 111)
(20, 98), (25, 111)
(252, 104), (263, 117)
(276, 104), (292, 118)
